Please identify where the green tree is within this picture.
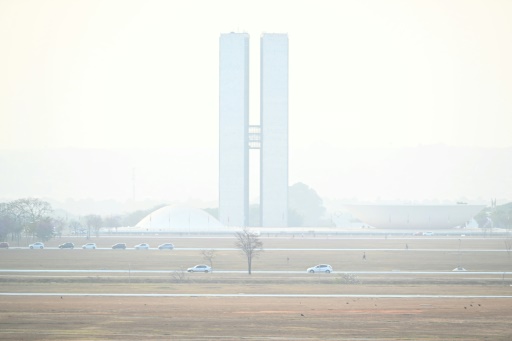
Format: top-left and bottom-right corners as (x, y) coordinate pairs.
(288, 182), (327, 227)
(474, 202), (512, 230)
(287, 208), (303, 227)
(104, 215), (122, 232)
(0, 206), (17, 241)
(35, 217), (55, 241)
(491, 202), (512, 229)
(474, 208), (490, 228)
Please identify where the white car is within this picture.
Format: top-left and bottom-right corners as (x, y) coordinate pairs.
(29, 242), (44, 249)
(82, 243), (97, 249)
(187, 264), (212, 273)
(307, 264), (333, 273)
(134, 243), (150, 250)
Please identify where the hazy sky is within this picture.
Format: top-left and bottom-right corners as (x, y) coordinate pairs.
(1, 0), (511, 205)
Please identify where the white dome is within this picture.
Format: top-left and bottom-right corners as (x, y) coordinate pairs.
(135, 205), (226, 232)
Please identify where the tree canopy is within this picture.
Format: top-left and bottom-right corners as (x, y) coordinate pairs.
(475, 201), (512, 230)
(288, 182), (328, 227)
(0, 198), (55, 242)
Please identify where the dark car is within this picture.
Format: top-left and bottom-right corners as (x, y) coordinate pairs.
(0, 242), (9, 249)
(58, 242), (74, 249)
(158, 243), (174, 250)
(112, 243), (126, 250)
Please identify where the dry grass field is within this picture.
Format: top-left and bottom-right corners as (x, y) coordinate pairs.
(1, 234), (512, 340)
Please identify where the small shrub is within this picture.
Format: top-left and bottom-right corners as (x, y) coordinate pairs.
(170, 268), (188, 283)
(337, 273), (361, 284)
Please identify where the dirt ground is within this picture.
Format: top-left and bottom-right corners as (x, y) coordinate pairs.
(1, 235), (512, 340)
(1, 296), (511, 340)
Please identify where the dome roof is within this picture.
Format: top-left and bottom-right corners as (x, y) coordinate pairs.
(135, 205), (226, 232)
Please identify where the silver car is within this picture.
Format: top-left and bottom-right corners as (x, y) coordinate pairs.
(29, 242), (44, 249)
(307, 264), (333, 273)
(82, 243), (97, 249)
(134, 243), (150, 250)
(187, 264), (212, 273)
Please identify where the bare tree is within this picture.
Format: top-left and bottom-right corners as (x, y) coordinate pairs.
(84, 214), (102, 239)
(170, 267), (188, 283)
(52, 216), (66, 238)
(69, 220), (84, 236)
(9, 198), (53, 223)
(8, 198), (53, 239)
(104, 215), (122, 233)
(234, 228), (263, 275)
(201, 249), (216, 271)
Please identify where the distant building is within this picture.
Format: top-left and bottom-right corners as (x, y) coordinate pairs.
(344, 204), (486, 229)
(219, 33), (289, 228)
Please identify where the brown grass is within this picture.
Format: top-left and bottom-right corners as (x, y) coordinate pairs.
(1, 235), (512, 340)
(1, 296), (512, 340)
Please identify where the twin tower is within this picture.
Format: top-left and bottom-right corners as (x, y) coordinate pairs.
(219, 33), (289, 227)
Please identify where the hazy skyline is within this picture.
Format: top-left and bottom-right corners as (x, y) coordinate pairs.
(1, 1), (511, 206)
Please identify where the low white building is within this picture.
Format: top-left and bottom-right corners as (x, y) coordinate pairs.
(344, 204), (486, 229)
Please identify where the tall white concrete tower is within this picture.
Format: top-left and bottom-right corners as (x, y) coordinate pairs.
(260, 33), (289, 227)
(219, 32), (288, 227)
(219, 33), (250, 227)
